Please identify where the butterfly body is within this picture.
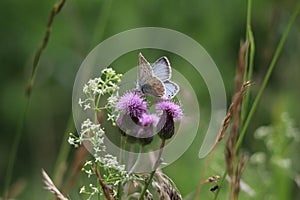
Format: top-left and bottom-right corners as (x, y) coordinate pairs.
(136, 53), (179, 99)
(140, 80), (165, 97)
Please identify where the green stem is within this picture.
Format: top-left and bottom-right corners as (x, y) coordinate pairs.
(117, 181), (122, 200)
(213, 170), (227, 200)
(247, 29), (255, 83)
(242, 28), (255, 122)
(129, 145), (144, 173)
(237, 2), (300, 149)
(242, 0), (252, 81)
(139, 170), (155, 200)
(127, 143), (135, 171)
(26, 0), (66, 96)
(53, 115), (75, 183)
(93, 93), (102, 123)
(2, 99), (29, 199)
(138, 139), (165, 200)
(241, 0), (255, 125)
(119, 135), (126, 164)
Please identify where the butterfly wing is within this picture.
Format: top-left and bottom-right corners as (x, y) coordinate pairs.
(152, 56), (180, 99)
(137, 53), (165, 97)
(152, 56), (171, 82)
(137, 53), (153, 89)
(162, 80), (179, 99)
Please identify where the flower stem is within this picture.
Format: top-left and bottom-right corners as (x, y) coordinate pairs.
(94, 94), (101, 123)
(213, 170), (227, 200)
(3, 100), (29, 199)
(127, 143), (135, 171)
(138, 139), (165, 200)
(241, 0), (255, 125)
(53, 115), (74, 183)
(119, 136), (126, 164)
(94, 164), (113, 200)
(139, 170), (155, 200)
(129, 145), (144, 173)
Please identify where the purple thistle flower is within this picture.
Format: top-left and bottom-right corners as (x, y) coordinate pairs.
(139, 113), (159, 126)
(155, 100), (183, 121)
(156, 100), (183, 140)
(116, 92), (157, 145)
(116, 91), (148, 118)
(137, 113), (158, 146)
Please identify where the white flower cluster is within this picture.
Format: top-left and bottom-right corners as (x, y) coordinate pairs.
(82, 160), (94, 178)
(78, 67), (122, 112)
(68, 118), (106, 151)
(69, 67), (141, 199)
(95, 154), (126, 177)
(105, 92), (120, 125)
(69, 118), (129, 198)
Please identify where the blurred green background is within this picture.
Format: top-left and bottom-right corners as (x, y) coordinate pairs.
(1, 0), (300, 199)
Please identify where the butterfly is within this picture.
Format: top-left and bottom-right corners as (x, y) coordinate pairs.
(136, 53), (179, 99)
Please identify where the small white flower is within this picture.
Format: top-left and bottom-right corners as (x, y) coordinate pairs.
(97, 137), (104, 144)
(82, 119), (92, 129)
(102, 67), (116, 76)
(84, 103), (91, 110)
(84, 160), (92, 166)
(68, 137), (75, 145)
(107, 95), (118, 105)
(78, 134), (85, 144)
(108, 86), (115, 93)
(92, 87), (103, 95)
(98, 78), (104, 84)
(94, 146), (101, 153)
(86, 169), (93, 178)
(107, 113), (114, 121)
(79, 186), (86, 194)
(78, 98), (84, 107)
(91, 186), (99, 193)
(83, 84), (89, 93)
(108, 81), (117, 88)
(87, 79), (96, 86)
(95, 156), (101, 163)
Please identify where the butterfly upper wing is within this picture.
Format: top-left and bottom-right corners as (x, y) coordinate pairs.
(162, 80), (179, 99)
(152, 56), (180, 99)
(137, 53), (165, 97)
(152, 56), (171, 82)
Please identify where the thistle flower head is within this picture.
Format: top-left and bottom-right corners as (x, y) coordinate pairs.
(155, 100), (183, 121)
(139, 113), (159, 126)
(116, 91), (148, 118)
(137, 113), (157, 146)
(155, 100), (183, 140)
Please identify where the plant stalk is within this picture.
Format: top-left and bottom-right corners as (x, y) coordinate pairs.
(138, 139), (165, 200)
